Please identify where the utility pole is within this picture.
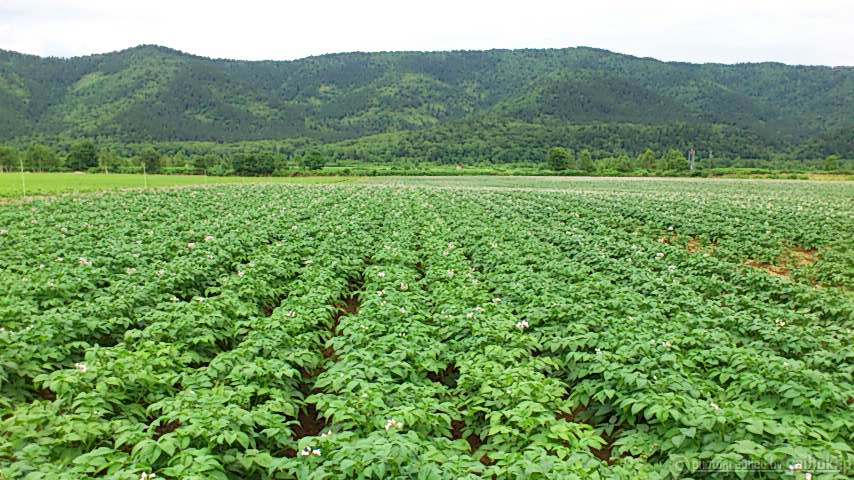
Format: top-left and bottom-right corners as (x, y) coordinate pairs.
(688, 148), (696, 171)
(19, 156), (26, 196)
(142, 163), (148, 189)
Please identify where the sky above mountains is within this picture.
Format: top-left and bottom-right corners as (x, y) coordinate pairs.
(1, 0), (851, 66)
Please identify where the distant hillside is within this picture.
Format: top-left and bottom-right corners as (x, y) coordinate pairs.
(0, 45), (851, 158)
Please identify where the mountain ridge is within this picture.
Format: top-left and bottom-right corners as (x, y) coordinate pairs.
(0, 44), (851, 159)
(3, 44), (851, 68)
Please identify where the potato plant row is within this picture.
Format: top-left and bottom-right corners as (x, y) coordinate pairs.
(462, 189), (852, 478)
(1, 181), (852, 479)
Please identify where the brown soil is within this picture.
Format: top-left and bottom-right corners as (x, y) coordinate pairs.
(555, 406), (623, 464)
(427, 364), (459, 387)
(449, 418), (489, 464)
(154, 420), (181, 439)
(451, 419), (466, 440)
(744, 246), (819, 279)
(292, 403), (326, 439)
(788, 246), (818, 267)
(744, 260), (790, 277)
(590, 428), (622, 465)
(556, 405), (587, 423)
(685, 238), (702, 253)
(337, 294), (361, 317)
(35, 388), (56, 401)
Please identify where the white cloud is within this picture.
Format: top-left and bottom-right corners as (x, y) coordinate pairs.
(0, 0), (851, 65)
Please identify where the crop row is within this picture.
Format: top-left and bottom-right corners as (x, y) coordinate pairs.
(1, 182), (852, 479)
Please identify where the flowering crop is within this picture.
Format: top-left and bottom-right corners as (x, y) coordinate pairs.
(1, 179), (852, 479)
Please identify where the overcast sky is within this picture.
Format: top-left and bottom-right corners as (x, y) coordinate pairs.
(0, 0), (851, 66)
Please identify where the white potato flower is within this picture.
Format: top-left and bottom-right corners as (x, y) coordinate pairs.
(385, 419), (404, 431)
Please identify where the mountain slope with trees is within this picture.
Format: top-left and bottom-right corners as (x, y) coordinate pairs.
(0, 45), (851, 160)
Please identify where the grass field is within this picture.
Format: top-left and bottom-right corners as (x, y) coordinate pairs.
(0, 172), (357, 197)
(1, 177), (852, 479)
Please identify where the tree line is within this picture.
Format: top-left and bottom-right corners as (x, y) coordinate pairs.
(543, 147), (843, 173)
(0, 140), (847, 177)
(0, 141), (329, 176)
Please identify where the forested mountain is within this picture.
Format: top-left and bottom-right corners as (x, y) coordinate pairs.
(0, 45), (851, 158)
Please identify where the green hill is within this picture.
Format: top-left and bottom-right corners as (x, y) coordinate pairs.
(0, 45), (851, 158)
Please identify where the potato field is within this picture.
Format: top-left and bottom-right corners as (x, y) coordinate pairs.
(1, 177), (852, 479)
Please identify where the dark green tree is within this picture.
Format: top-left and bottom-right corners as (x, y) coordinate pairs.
(232, 153), (250, 176)
(253, 152), (275, 175)
(67, 140), (98, 171)
(595, 157), (615, 174)
(824, 154), (840, 171)
(665, 149), (688, 171)
(168, 151), (190, 168)
(193, 153), (218, 173)
(234, 152), (275, 176)
(578, 149), (593, 172)
(208, 157), (234, 176)
(25, 144), (58, 171)
(637, 148), (656, 170)
(0, 146), (18, 173)
(302, 151), (326, 170)
(139, 147), (161, 173)
(545, 147), (571, 171)
(616, 153), (633, 172)
(97, 147), (121, 173)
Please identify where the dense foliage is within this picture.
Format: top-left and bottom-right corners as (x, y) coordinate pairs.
(0, 45), (851, 161)
(1, 178), (852, 479)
